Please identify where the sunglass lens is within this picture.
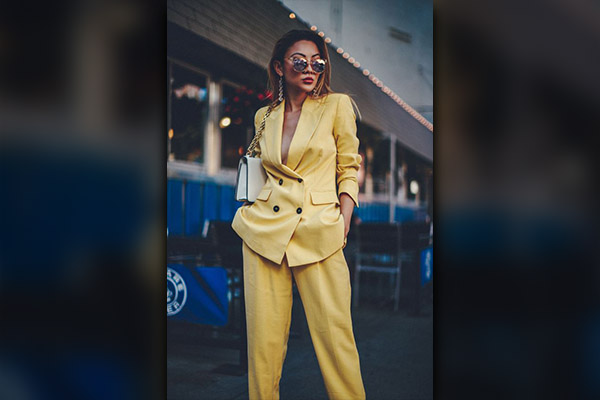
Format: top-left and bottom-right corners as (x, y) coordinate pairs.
(312, 60), (326, 73)
(293, 58), (308, 72)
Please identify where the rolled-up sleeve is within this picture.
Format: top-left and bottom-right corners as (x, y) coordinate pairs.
(333, 94), (362, 207)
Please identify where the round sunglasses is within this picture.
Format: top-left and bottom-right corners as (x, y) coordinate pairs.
(287, 56), (327, 74)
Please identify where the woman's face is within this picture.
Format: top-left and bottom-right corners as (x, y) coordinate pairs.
(278, 40), (321, 96)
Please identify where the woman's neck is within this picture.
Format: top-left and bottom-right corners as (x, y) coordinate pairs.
(284, 90), (308, 113)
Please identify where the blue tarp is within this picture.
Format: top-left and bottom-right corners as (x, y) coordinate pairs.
(167, 264), (229, 326)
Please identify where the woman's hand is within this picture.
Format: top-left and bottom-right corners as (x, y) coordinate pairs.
(339, 193), (355, 239)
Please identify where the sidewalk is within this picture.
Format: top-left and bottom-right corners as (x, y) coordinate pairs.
(168, 297), (432, 400)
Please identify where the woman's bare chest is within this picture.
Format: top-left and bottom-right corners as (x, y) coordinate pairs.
(281, 111), (301, 165)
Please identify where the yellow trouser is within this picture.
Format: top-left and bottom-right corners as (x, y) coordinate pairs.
(242, 242), (366, 400)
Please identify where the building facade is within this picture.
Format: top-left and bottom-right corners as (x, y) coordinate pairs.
(167, 0), (433, 235)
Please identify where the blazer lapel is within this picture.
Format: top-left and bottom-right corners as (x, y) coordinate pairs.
(262, 96), (326, 172)
(264, 101), (284, 166)
(286, 96), (326, 171)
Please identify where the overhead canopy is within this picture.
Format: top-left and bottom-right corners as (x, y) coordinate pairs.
(167, 0), (433, 162)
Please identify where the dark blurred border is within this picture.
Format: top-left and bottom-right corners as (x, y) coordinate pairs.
(3, 0), (600, 398)
(1, 1), (165, 399)
(436, 0), (600, 399)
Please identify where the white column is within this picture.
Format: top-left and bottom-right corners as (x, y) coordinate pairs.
(389, 135), (396, 222)
(365, 146), (374, 200)
(205, 79), (222, 175)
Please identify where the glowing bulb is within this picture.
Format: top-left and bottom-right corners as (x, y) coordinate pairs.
(168, 128), (173, 139)
(219, 116), (231, 128)
(410, 180), (419, 195)
(342, 52), (349, 59)
(337, 47), (344, 53)
(324, 37), (331, 43)
(363, 69), (370, 75)
(353, 62), (361, 68)
(310, 25), (317, 31)
(318, 31), (325, 37)
(348, 57), (355, 63)
(289, 13), (296, 19)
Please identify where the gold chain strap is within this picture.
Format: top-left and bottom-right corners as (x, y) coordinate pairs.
(246, 104), (274, 157)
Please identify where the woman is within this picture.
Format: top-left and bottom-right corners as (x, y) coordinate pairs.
(232, 29), (366, 400)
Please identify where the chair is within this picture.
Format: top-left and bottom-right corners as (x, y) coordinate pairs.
(353, 222), (428, 312)
(167, 223), (248, 375)
(167, 234), (217, 264)
(353, 223), (403, 311)
(207, 220), (243, 270)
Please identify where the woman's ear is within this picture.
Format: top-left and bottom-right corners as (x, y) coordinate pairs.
(273, 60), (283, 77)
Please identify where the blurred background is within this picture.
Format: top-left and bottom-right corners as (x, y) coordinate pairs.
(437, 0), (600, 399)
(1, 1), (163, 399)
(1, 0), (599, 399)
(166, 0), (433, 226)
(166, 1), (433, 399)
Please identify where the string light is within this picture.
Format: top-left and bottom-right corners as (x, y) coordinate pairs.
(286, 9), (432, 131)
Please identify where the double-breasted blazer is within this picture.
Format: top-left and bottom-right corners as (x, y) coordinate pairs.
(231, 93), (362, 267)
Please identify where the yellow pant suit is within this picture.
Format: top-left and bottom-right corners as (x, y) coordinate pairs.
(232, 94), (366, 400)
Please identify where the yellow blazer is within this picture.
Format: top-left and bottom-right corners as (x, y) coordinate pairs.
(231, 93), (362, 267)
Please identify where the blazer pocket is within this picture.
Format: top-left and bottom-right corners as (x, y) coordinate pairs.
(256, 188), (272, 201)
(310, 191), (340, 205)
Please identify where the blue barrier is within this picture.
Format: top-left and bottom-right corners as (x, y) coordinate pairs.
(167, 179), (184, 235)
(219, 185), (236, 221)
(185, 181), (202, 236)
(167, 178), (424, 236)
(421, 246), (433, 286)
(203, 182), (219, 223)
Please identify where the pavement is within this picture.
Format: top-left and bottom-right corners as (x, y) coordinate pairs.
(168, 286), (433, 400)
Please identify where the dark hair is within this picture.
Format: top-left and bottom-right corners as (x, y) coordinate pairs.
(267, 30), (333, 106)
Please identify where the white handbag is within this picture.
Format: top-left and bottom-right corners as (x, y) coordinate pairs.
(235, 105), (273, 202)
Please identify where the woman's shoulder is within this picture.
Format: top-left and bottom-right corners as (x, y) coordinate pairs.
(324, 93), (359, 120)
(320, 92), (350, 103)
(313, 93), (353, 112)
(254, 104), (271, 124)
(255, 104), (270, 116)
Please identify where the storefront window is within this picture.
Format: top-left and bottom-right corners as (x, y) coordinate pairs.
(168, 62), (208, 163)
(357, 122), (388, 195)
(220, 83), (270, 169)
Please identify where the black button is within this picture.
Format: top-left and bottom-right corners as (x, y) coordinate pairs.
(297, 178), (303, 183)
(279, 179), (283, 185)
(296, 207), (302, 214)
(273, 205), (280, 212)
